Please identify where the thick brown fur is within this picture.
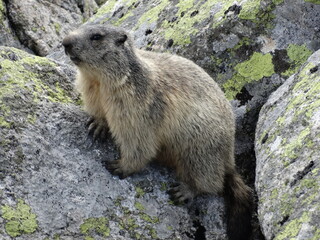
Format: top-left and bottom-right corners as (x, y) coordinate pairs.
(63, 23), (252, 240)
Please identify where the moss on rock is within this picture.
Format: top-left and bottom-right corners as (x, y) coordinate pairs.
(0, 47), (75, 128)
(1, 199), (38, 237)
(80, 217), (110, 238)
(238, 0), (261, 20)
(274, 212), (310, 240)
(305, 0), (320, 4)
(282, 44), (313, 77)
(223, 52), (275, 99)
(0, 0), (5, 21)
(138, 0), (169, 26)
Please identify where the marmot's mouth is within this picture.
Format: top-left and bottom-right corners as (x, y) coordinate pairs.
(70, 56), (81, 65)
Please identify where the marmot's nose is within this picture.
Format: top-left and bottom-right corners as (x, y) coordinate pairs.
(62, 36), (74, 54)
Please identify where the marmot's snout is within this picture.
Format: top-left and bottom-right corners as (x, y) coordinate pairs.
(62, 35), (81, 64)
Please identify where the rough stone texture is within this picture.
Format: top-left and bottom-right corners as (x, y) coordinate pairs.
(0, 0), (24, 50)
(2, 0), (98, 56)
(255, 49), (320, 240)
(0, 47), (226, 239)
(89, 0), (320, 190)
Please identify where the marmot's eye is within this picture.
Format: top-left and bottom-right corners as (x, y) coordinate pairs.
(90, 34), (103, 41)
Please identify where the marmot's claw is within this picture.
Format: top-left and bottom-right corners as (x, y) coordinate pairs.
(105, 160), (128, 179)
(92, 125), (104, 141)
(88, 120), (99, 138)
(167, 183), (193, 205)
(86, 116), (95, 128)
(86, 117), (109, 142)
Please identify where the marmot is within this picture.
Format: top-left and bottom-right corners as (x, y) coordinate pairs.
(63, 23), (252, 240)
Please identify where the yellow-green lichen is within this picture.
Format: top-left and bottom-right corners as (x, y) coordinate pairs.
(160, 182), (168, 191)
(282, 44), (313, 77)
(311, 168), (319, 176)
(123, 217), (139, 230)
(90, 0), (138, 23)
(299, 178), (318, 189)
(27, 114), (37, 124)
(310, 229), (320, 240)
(0, 116), (11, 128)
(305, 0), (320, 4)
(114, 11), (133, 26)
(232, 37), (251, 51)
(140, 213), (159, 224)
(270, 189), (279, 200)
(238, 0), (261, 20)
(0, 0), (4, 12)
(280, 62), (320, 124)
(54, 22), (61, 34)
(53, 234), (60, 240)
(276, 116), (286, 126)
(0, 47), (73, 128)
(273, 0), (284, 4)
(80, 217), (110, 238)
(138, 0), (169, 26)
(161, 0), (236, 46)
(234, 52), (274, 81)
(292, 175), (319, 210)
(134, 201), (145, 211)
(114, 196), (124, 207)
(275, 212), (310, 240)
(113, 0), (139, 26)
(176, 0), (194, 16)
(0, 0), (5, 21)
(135, 186), (145, 198)
(84, 236), (94, 240)
(223, 52), (275, 99)
(282, 127), (310, 160)
(92, 0), (117, 20)
(1, 199), (38, 237)
(278, 192), (296, 217)
(149, 228), (158, 239)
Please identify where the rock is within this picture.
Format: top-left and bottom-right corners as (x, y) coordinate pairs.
(0, 47), (226, 239)
(255, 49), (320, 239)
(3, 0), (98, 56)
(0, 0), (25, 50)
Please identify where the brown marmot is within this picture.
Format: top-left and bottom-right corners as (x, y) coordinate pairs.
(63, 23), (252, 240)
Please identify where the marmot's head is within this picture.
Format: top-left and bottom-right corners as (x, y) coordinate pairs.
(62, 23), (135, 80)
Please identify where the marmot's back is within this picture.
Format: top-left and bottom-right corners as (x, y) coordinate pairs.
(137, 49), (235, 151)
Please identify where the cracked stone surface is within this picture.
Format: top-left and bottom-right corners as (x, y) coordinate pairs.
(255, 50), (320, 240)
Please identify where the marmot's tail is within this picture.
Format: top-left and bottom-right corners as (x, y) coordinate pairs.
(223, 170), (253, 240)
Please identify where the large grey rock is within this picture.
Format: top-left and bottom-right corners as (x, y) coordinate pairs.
(3, 0), (98, 56)
(255, 50), (320, 239)
(0, 47), (226, 239)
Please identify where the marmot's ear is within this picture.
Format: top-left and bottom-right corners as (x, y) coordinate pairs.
(116, 34), (128, 46)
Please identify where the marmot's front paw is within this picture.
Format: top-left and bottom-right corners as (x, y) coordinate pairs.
(167, 183), (195, 205)
(105, 160), (129, 179)
(86, 116), (109, 141)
